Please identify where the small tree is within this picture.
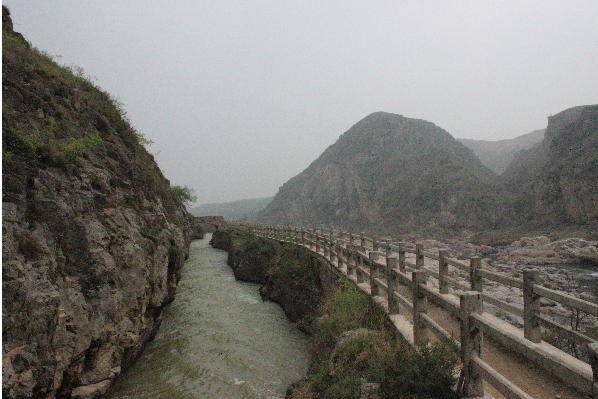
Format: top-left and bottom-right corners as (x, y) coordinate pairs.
(171, 185), (197, 206)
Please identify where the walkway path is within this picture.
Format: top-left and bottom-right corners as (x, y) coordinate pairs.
(253, 227), (594, 399)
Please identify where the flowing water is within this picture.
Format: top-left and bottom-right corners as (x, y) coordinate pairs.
(104, 234), (309, 399)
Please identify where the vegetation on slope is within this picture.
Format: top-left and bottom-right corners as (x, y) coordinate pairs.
(2, 6), (188, 223)
(293, 281), (458, 399)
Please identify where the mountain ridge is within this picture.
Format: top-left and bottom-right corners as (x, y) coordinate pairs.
(258, 111), (511, 234)
(258, 106), (598, 235)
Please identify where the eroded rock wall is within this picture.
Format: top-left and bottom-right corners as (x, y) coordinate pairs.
(2, 8), (191, 398)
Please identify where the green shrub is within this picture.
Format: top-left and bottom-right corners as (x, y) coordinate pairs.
(375, 343), (458, 399)
(170, 185), (197, 206)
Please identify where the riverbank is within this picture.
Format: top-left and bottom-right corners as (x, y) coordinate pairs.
(103, 234), (309, 399)
(211, 228), (458, 399)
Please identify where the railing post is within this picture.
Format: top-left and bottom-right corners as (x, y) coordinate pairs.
(350, 233), (355, 246)
(347, 248), (355, 276)
(370, 251), (380, 296)
(439, 250), (449, 295)
(460, 292), (484, 398)
(523, 269), (541, 343)
(412, 270), (428, 347)
(315, 234), (321, 253)
(324, 238), (330, 258)
(415, 243), (424, 269)
(373, 235), (379, 252)
(386, 240), (399, 314)
(330, 241), (337, 264)
(470, 257), (483, 292)
(398, 242), (406, 273)
(589, 343), (598, 399)
(360, 232), (366, 251)
(336, 239), (343, 269)
(357, 253), (364, 283)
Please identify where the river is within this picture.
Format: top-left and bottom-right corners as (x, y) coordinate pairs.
(104, 234), (309, 399)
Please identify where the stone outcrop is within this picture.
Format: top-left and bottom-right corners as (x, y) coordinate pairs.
(2, 8), (191, 398)
(495, 236), (598, 266)
(257, 106), (596, 236)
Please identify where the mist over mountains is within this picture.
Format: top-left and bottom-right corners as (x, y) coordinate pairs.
(257, 107), (598, 235)
(457, 129), (545, 174)
(189, 197), (272, 221)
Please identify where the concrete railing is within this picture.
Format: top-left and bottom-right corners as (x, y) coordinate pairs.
(241, 223), (598, 399)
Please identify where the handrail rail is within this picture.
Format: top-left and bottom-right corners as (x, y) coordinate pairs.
(240, 223), (598, 398)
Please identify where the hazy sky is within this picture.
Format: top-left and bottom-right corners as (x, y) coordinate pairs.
(5, 1), (598, 204)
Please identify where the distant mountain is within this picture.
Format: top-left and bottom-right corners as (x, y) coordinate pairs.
(190, 197), (272, 221)
(258, 112), (514, 234)
(458, 129), (545, 174)
(502, 105), (598, 223)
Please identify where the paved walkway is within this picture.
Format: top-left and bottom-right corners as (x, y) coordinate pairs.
(327, 249), (587, 399)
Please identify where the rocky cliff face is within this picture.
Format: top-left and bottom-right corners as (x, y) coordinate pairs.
(501, 105), (598, 223)
(533, 105), (598, 222)
(2, 8), (191, 399)
(258, 112), (510, 234)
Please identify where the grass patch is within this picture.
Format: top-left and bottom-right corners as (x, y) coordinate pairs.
(300, 281), (458, 399)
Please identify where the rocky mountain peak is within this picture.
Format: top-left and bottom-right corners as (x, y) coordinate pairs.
(258, 111), (507, 234)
